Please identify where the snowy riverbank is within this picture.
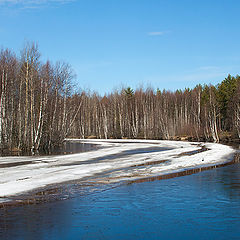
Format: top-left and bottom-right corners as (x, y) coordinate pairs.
(0, 139), (236, 200)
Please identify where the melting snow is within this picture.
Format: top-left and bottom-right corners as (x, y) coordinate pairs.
(0, 139), (235, 199)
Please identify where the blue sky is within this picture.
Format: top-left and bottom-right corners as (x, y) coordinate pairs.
(0, 0), (240, 94)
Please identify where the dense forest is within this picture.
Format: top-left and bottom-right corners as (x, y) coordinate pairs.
(0, 43), (239, 153)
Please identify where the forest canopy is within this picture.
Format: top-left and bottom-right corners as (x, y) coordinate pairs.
(0, 43), (239, 153)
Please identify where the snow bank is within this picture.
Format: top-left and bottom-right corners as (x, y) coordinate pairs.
(0, 139), (235, 199)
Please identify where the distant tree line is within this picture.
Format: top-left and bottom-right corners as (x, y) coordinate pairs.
(70, 78), (240, 143)
(0, 43), (239, 153)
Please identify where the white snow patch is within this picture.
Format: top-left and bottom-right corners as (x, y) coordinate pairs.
(0, 139), (235, 200)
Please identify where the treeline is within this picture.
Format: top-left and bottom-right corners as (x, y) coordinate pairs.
(0, 43), (76, 153)
(0, 43), (240, 153)
(70, 77), (240, 142)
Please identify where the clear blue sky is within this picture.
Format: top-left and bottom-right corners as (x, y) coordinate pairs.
(0, 0), (240, 94)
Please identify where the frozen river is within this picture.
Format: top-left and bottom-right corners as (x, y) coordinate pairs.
(0, 140), (239, 239)
(0, 151), (240, 239)
(0, 139), (235, 203)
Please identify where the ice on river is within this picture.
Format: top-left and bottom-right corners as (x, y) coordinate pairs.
(0, 139), (235, 199)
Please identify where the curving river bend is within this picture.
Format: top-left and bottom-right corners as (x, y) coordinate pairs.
(0, 140), (239, 239)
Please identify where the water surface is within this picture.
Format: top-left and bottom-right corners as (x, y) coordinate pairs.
(0, 141), (99, 157)
(1, 160), (240, 240)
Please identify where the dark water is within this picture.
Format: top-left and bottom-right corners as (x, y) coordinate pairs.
(0, 141), (99, 157)
(51, 141), (100, 155)
(1, 159), (240, 239)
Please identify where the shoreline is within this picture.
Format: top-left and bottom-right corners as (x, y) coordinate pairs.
(0, 139), (238, 208)
(0, 152), (239, 209)
(1, 136), (239, 157)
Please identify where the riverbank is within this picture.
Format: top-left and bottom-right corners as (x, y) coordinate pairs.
(0, 139), (236, 207)
(2, 159), (240, 240)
